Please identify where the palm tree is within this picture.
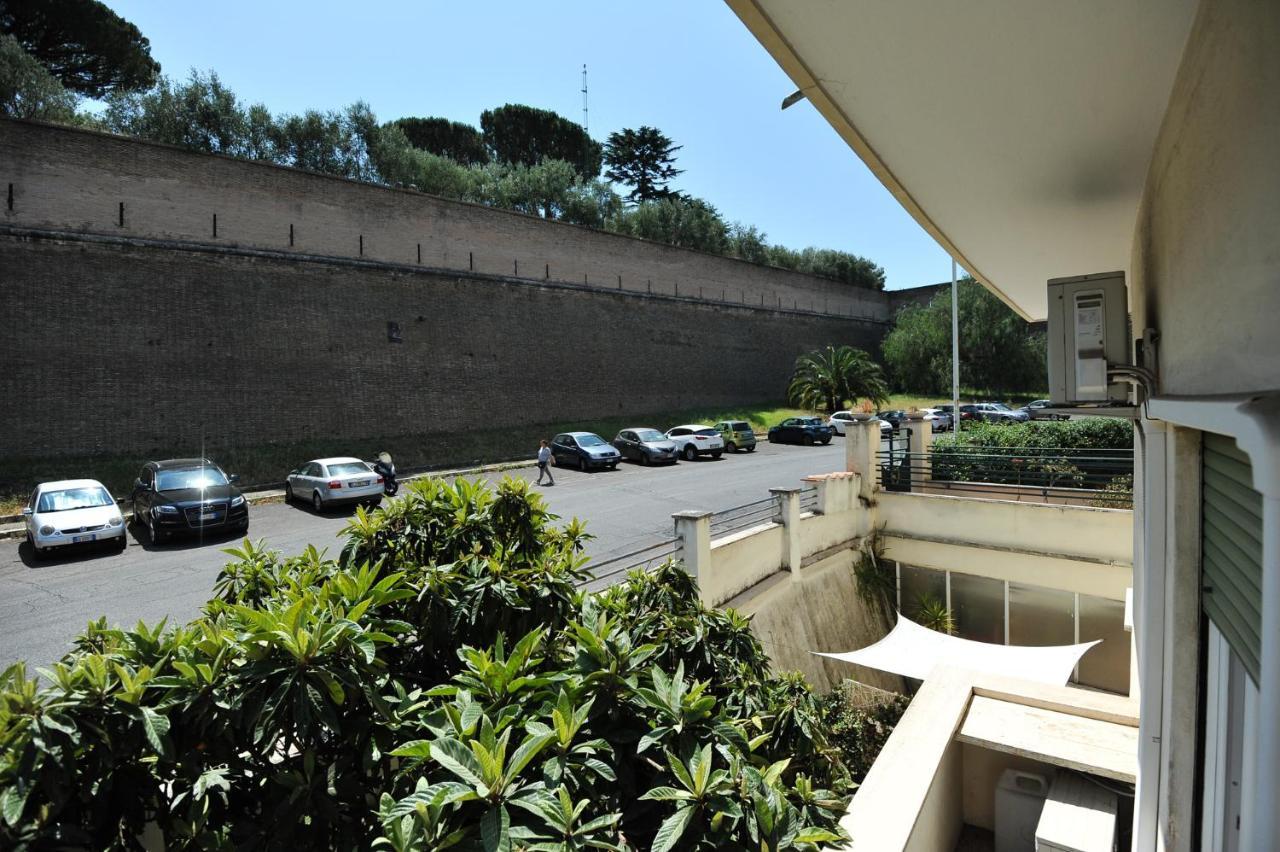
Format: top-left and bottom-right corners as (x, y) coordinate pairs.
(786, 345), (890, 413)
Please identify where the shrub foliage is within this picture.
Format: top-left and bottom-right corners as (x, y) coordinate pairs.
(931, 420), (1134, 494)
(0, 477), (850, 850)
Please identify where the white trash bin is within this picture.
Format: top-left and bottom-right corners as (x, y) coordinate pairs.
(995, 769), (1049, 852)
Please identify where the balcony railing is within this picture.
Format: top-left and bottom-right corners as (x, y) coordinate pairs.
(877, 445), (1133, 506)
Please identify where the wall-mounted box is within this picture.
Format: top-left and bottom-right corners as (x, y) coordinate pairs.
(1047, 272), (1130, 405)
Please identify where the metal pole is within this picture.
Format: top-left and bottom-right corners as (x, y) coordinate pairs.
(951, 259), (960, 435)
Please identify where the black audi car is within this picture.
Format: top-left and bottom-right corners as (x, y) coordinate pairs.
(767, 417), (834, 446)
(130, 458), (249, 544)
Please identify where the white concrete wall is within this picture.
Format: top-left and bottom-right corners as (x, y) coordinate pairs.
(704, 523), (785, 606)
(736, 550), (901, 693)
(1126, 1), (1280, 848)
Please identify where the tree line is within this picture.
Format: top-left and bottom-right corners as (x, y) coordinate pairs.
(0, 0), (886, 290)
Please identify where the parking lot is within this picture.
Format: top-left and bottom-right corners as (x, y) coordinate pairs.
(0, 438), (847, 669)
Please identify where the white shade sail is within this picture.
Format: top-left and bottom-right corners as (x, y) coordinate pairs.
(816, 615), (1099, 686)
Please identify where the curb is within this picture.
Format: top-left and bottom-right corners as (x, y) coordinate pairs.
(0, 459), (539, 541)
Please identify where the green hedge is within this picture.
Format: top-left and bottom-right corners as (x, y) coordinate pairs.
(929, 419), (1133, 492)
(0, 477), (849, 850)
(935, 418), (1133, 451)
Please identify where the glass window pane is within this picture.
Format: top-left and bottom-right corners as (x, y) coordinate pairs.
(951, 573), (1005, 644)
(1008, 583), (1074, 646)
(1078, 595), (1130, 694)
(899, 564), (946, 621)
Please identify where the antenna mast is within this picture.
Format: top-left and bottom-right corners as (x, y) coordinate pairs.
(581, 64), (588, 133)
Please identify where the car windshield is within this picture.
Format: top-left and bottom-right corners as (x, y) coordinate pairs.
(328, 462), (370, 476)
(730, 422), (749, 430)
(37, 486), (113, 513)
(990, 403), (1011, 410)
(636, 429), (665, 442)
(695, 428), (719, 436)
(156, 467), (228, 491)
(577, 435), (606, 447)
(799, 418), (823, 426)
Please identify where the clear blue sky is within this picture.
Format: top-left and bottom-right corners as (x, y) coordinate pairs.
(104, 0), (954, 290)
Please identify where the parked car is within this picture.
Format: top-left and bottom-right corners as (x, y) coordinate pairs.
(551, 432), (622, 470)
(23, 479), (126, 559)
(971, 402), (1031, 424)
(713, 420), (757, 453)
(612, 428), (678, 465)
(875, 410), (908, 432)
(827, 410), (891, 436)
(937, 404), (978, 425)
(130, 458), (248, 544)
(920, 407), (953, 432)
(286, 457), (384, 512)
(665, 424), (725, 461)
(1021, 399), (1069, 421)
(768, 416), (834, 445)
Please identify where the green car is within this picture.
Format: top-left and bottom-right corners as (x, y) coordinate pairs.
(713, 420), (757, 453)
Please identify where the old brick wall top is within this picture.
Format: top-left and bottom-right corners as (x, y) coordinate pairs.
(0, 119), (893, 321)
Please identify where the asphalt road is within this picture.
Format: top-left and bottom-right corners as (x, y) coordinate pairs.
(0, 440), (847, 669)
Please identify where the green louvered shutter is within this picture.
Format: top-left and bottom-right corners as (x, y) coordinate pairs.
(1202, 433), (1262, 683)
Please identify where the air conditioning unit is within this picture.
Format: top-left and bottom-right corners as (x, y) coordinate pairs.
(1047, 272), (1130, 405)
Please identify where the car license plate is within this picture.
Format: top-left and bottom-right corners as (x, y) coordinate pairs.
(349, 480), (369, 487)
(200, 511), (218, 520)
(72, 534), (95, 543)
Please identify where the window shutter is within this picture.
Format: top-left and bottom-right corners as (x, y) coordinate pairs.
(1202, 433), (1263, 683)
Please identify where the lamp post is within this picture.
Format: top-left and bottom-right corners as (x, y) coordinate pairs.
(951, 259), (960, 435)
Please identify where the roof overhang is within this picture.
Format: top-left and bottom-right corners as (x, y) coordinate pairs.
(728, 0), (1197, 320)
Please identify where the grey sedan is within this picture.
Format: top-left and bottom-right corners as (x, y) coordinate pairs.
(613, 428), (679, 465)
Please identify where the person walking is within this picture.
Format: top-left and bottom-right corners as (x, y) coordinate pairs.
(536, 439), (555, 486)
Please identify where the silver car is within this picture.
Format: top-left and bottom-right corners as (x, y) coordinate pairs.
(286, 457), (384, 511)
(613, 428), (679, 465)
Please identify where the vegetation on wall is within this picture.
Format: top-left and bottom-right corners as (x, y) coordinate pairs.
(0, 476), (852, 849)
(0, 2), (886, 291)
(821, 685), (910, 784)
(882, 278), (1046, 394)
(786, 345), (890, 413)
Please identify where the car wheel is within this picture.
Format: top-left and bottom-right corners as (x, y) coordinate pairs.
(114, 533), (127, 551)
(683, 445), (697, 462)
(726, 441), (736, 453)
(711, 450), (722, 460)
(312, 491), (324, 512)
(803, 434), (815, 446)
(820, 437), (831, 446)
(746, 445), (756, 453)
(609, 462), (618, 470)
(640, 453), (650, 466)
(284, 482), (294, 503)
(578, 455), (587, 471)
(147, 513), (168, 545)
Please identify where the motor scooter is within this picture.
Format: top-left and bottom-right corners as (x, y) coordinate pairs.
(372, 452), (398, 496)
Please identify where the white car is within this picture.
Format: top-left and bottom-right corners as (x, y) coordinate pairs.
(665, 424), (725, 461)
(827, 411), (892, 436)
(285, 457), (384, 512)
(23, 479), (126, 559)
(920, 407), (953, 432)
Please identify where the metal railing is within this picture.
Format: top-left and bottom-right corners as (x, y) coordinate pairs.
(582, 537), (683, 585)
(876, 445), (1134, 506)
(799, 485), (820, 514)
(709, 496), (780, 537)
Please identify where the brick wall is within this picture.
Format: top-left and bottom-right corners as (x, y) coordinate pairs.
(0, 234), (884, 460)
(0, 119), (893, 321)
